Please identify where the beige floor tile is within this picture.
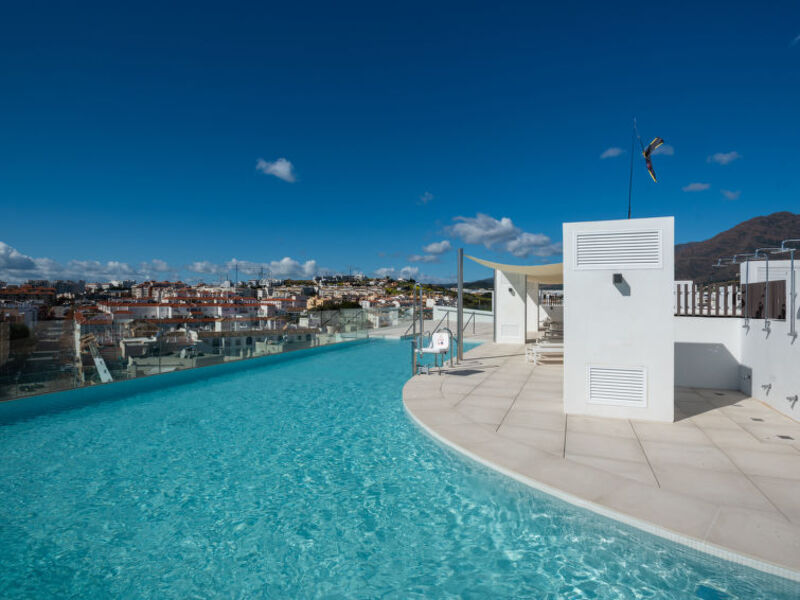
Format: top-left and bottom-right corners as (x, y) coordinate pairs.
(705, 507), (800, 571)
(496, 424), (565, 456)
(736, 423), (800, 445)
(456, 404), (509, 426)
(522, 455), (628, 502)
(474, 436), (556, 471)
(720, 406), (794, 427)
(749, 475), (800, 524)
(513, 404), (564, 418)
(433, 422), (497, 449)
(652, 463), (778, 513)
(566, 453), (658, 486)
(641, 440), (739, 472)
(566, 415), (636, 438)
(689, 411), (742, 430)
(595, 482), (719, 540)
(459, 394), (516, 409)
(502, 408), (565, 431)
(699, 427), (798, 454)
(632, 421), (710, 445)
(723, 448), (800, 480)
(469, 384), (521, 399)
(565, 431), (647, 463)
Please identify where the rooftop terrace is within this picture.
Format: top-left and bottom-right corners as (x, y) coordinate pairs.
(403, 342), (800, 579)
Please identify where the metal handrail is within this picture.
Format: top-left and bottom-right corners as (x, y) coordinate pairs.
(430, 311), (450, 336)
(402, 308), (417, 337)
(462, 312), (475, 335)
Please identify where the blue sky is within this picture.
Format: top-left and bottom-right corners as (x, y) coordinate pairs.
(1, 1), (799, 283)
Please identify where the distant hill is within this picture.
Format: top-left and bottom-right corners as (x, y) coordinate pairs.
(675, 211), (800, 282)
(432, 277), (493, 289)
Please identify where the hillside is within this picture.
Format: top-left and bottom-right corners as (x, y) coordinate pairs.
(675, 212), (800, 282)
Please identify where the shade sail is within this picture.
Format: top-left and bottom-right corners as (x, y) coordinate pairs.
(466, 255), (563, 284)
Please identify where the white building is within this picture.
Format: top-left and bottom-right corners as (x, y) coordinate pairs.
(478, 215), (799, 423)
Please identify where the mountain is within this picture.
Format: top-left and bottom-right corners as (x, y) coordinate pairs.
(675, 212), (800, 282)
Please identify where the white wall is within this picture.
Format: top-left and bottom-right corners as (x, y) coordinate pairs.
(674, 317), (742, 390)
(673, 315), (800, 420)
(494, 269), (527, 344)
(563, 217), (675, 422)
(741, 319), (799, 419)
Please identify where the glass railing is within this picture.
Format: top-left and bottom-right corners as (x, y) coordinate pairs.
(0, 308), (371, 402)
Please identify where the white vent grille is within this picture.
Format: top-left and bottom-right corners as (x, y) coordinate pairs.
(587, 366), (647, 407)
(575, 230), (662, 269)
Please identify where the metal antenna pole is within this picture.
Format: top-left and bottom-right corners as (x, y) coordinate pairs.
(418, 283), (423, 348)
(457, 248), (464, 362)
(745, 258), (750, 327)
(627, 120), (635, 219)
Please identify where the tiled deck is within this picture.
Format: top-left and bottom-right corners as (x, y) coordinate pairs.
(402, 342), (800, 578)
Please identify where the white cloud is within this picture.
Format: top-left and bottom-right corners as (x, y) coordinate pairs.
(139, 259), (171, 273)
(0, 242), (36, 271)
(408, 254), (438, 263)
(0, 242), (156, 282)
(707, 151), (741, 166)
(682, 182), (711, 192)
(400, 266), (419, 279)
(0, 242), (325, 284)
(506, 235), (563, 258)
(226, 257), (319, 279)
(652, 144), (674, 156)
(188, 261), (221, 274)
(721, 189), (741, 201)
(600, 147), (624, 159)
(255, 157), (296, 182)
(422, 240), (451, 255)
(374, 266), (420, 280)
(445, 213), (561, 259)
(418, 191), (434, 205)
(445, 213), (519, 248)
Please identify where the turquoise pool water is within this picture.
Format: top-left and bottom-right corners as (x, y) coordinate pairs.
(0, 340), (797, 598)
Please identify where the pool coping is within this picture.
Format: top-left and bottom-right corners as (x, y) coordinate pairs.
(404, 405), (800, 584)
(402, 350), (800, 584)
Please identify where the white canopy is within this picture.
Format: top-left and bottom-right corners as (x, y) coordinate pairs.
(466, 255), (563, 285)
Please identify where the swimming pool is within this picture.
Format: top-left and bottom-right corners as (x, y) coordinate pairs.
(0, 339), (797, 598)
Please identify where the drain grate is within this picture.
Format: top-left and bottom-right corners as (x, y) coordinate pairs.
(778, 435), (794, 440)
(714, 392), (725, 396)
(750, 417), (764, 422)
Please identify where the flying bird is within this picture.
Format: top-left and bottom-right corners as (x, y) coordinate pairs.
(642, 137), (664, 182)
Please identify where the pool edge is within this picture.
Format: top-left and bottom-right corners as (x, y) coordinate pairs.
(402, 400), (800, 584)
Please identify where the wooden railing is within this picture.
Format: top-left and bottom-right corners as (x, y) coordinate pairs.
(674, 282), (743, 317)
(675, 281), (788, 319)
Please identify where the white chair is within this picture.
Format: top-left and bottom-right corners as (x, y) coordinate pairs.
(419, 331), (451, 371)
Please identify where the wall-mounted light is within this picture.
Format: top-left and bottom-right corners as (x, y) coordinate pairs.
(508, 287), (515, 296)
(613, 273), (630, 296)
